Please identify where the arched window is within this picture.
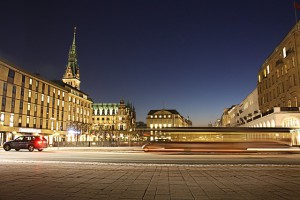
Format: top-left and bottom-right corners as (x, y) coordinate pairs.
(271, 120), (276, 127)
(288, 100), (292, 107)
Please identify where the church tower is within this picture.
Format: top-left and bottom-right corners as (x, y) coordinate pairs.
(62, 27), (81, 89)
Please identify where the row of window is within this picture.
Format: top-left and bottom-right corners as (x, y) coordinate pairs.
(258, 55), (295, 83)
(7, 68), (66, 98)
(259, 96), (298, 108)
(149, 124), (172, 128)
(150, 115), (172, 119)
(93, 109), (118, 116)
(69, 95), (90, 108)
(0, 112), (64, 130)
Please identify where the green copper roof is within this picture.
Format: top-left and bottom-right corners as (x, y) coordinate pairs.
(66, 27), (79, 78)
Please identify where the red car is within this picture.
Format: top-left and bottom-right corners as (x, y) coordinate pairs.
(3, 136), (48, 152)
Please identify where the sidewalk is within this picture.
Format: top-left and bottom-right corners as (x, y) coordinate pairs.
(0, 161), (299, 200)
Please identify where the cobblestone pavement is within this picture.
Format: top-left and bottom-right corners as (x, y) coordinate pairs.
(0, 161), (299, 200)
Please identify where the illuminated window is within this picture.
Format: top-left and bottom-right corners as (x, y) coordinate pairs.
(0, 112), (4, 122)
(263, 69), (267, 77)
(47, 96), (50, 103)
(27, 103), (31, 111)
(150, 115), (153, 118)
(267, 65), (270, 74)
(29, 78), (32, 85)
(41, 94), (44, 101)
(283, 47), (286, 58)
(258, 75), (261, 83)
(28, 90), (32, 98)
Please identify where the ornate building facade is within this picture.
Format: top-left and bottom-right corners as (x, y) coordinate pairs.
(91, 99), (136, 141)
(146, 109), (192, 128)
(59, 27), (93, 142)
(62, 27), (81, 90)
(146, 109), (192, 140)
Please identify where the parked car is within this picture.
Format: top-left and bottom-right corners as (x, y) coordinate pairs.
(3, 136), (48, 152)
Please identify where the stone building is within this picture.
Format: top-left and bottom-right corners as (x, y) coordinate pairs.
(56, 27), (93, 142)
(91, 99), (136, 141)
(146, 109), (192, 140)
(0, 27), (93, 145)
(0, 59), (69, 146)
(147, 109), (192, 128)
(220, 21), (300, 128)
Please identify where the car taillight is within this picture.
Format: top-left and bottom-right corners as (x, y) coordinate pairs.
(36, 141), (42, 144)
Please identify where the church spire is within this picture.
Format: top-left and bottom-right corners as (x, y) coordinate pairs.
(72, 27), (76, 46)
(62, 27), (81, 89)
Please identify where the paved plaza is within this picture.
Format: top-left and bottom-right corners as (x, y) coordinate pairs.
(0, 161), (299, 200)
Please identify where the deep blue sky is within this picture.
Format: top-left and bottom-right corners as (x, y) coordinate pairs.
(0, 0), (297, 125)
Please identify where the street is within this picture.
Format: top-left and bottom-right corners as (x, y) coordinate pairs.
(1, 148), (300, 200)
(1, 147), (300, 165)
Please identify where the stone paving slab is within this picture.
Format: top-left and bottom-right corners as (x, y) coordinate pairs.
(0, 162), (300, 200)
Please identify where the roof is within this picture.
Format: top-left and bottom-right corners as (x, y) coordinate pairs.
(147, 109), (180, 115)
(52, 80), (89, 96)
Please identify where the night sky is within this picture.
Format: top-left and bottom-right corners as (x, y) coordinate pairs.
(0, 0), (297, 126)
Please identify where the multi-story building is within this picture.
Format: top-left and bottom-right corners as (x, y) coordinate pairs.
(220, 21), (300, 129)
(91, 99), (136, 141)
(0, 59), (69, 146)
(0, 27), (93, 145)
(220, 105), (236, 127)
(146, 109), (192, 140)
(254, 21), (300, 128)
(223, 88), (261, 127)
(58, 27), (93, 142)
(147, 109), (192, 128)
